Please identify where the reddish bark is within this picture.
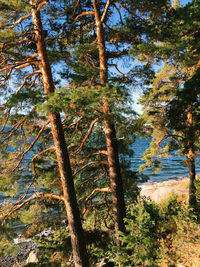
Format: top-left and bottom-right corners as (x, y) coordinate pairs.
(31, 2), (90, 266)
(93, 0), (126, 245)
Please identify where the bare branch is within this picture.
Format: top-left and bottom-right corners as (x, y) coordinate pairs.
(103, 192), (113, 229)
(29, 73), (40, 88)
(0, 108), (11, 134)
(79, 171), (106, 187)
(10, 119), (50, 172)
(32, 146), (55, 162)
(73, 161), (108, 176)
(0, 60), (40, 73)
(72, 11), (95, 26)
(101, 0), (111, 23)
(116, 1), (148, 26)
(0, 68), (12, 87)
(7, 14), (32, 29)
(80, 150), (108, 164)
(113, 3), (124, 25)
(106, 50), (129, 59)
(24, 146), (55, 170)
(37, 0), (49, 11)
(110, 63), (127, 77)
(63, 115), (84, 129)
(2, 107), (36, 142)
(82, 187), (111, 217)
(16, 70), (41, 94)
(74, 118), (98, 155)
(2, 37), (36, 49)
(70, 0), (81, 19)
(1, 192), (63, 226)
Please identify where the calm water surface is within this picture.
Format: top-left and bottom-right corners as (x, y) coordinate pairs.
(131, 137), (200, 183)
(1, 137), (200, 204)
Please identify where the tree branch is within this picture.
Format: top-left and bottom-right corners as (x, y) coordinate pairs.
(73, 161), (108, 176)
(80, 150), (108, 164)
(0, 108), (11, 134)
(103, 192), (113, 229)
(101, 0), (111, 23)
(106, 50), (129, 59)
(1, 192), (63, 226)
(2, 107), (36, 143)
(74, 118), (98, 155)
(116, 1), (148, 26)
(82, 187), (111, 217)
(10, 119), (50, 172)
(16, 70), (41, 94)
(72, 11), (95, 26)
(7, 14), (32, 29)
(0, 60), (40, 73)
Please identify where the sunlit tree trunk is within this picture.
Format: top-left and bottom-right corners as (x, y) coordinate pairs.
(30, 2), (90, 266)
(93, 0), (126, 245)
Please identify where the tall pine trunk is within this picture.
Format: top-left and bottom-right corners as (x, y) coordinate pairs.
(93, 0), (126, 245)
(31, 2), (90, 266)
(188, 154), (196, 206)
(187, 104), (196, 206)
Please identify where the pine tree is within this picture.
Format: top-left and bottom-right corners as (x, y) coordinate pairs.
(0, 1), (90, 265)
(59, 0), (151, 245)
(135, 0), (200, 206)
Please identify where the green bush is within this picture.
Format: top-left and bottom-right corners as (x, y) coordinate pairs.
(115, 199), (159, 266)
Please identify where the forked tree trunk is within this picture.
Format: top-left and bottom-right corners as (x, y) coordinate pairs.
(187, 104), (196, 206)
(93, 0), (126, 245)
(30, 2), (90, 266)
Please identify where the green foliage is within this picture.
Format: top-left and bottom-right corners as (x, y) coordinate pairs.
(113, 196), (200, 267)
(0, 225), (18, 257)
(157, 198), (200, 266)
(32, 227), (72, 266)
(116, 200), (158, 266)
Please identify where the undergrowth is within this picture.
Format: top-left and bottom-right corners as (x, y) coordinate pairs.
(11, 195), (200, 266)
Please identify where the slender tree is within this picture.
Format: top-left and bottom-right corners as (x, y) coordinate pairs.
(131, 0), (200, 205)
(92, 0), (126, 244)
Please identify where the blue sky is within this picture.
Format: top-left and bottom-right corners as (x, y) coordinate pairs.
(181, 0), (192, 4)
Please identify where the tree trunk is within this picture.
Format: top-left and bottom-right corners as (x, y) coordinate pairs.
(187, 104), (196, 207)
(188, 154), (196, 206)
(30, 2), (90, 266)
(93, 0), (126, 245)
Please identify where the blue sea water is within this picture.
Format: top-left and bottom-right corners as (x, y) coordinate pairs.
(0, 137), (199, 205)
(131, 137), (200, 183)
